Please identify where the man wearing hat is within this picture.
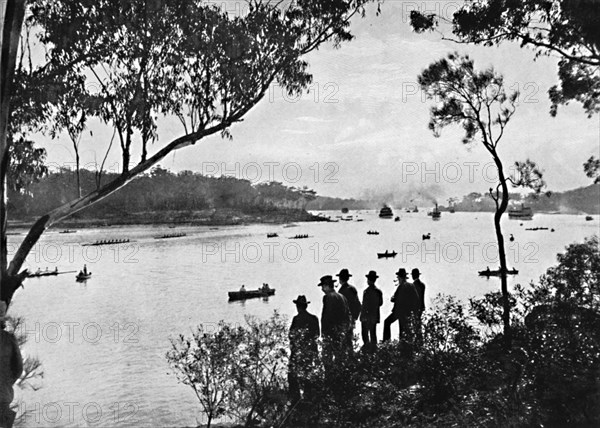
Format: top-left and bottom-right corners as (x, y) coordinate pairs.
(336, 269), (361, 342)
(0, 301), (23, 428)
(360, 271), (383, 351)
(412, 268), (426, 345)
(288, 295), (320, 402)
(318, 275), (351, 367)
(383, 268), (420, 343)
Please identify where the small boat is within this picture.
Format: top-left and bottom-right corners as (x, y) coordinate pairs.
(394, 216), (400, 222)
(412, 207), (419, 213)
(59, 229), (77, 234)
(377, 250), (397, 259)
(356, 218), (364, 222)
(76, 272), (92, 281)
(586, 216), (593, 221)
(449, 207), (455, 213)
(83, 239), (131, 246)
(478, 268), (518, 277)
(154, 232), (186, 239)
(28, 269), (59, 278)
(379, 205), (394, 219)
(525, 227), (549, 231)
(367, 230), (379, 235)
(341, 207), (349, 213)
(267, 233), (278, 238)
(422, 233), (431, 240)
(228, 285), (275, 301)
(508, 204), (533, 220)
(290, 234), (309, 239)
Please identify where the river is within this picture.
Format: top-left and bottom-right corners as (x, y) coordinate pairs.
(8, 210), (598, 427)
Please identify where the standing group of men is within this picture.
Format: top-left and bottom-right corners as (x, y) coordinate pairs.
(287, 268), (426, 402)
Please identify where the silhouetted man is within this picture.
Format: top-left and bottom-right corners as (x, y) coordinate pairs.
(318, 275), (350, 369)
(412, 268), (426, 345)
(360, 271), (383, 351)
(336, 269), (361, 349)
(383, 268), (420, 343)
(0, 301), (23, 428)
(288, 295), (320, 402)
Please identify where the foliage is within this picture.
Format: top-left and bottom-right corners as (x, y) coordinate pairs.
(7, 137), (48, 194)
(1, 0), (377, 305)
(170, 237), (599, 427)
(418, 52), (546, 346)
(7, 167), (317, 217)
(410, 0), (600, 117)
(584, 156), (600, 184)
(167, 312), (289, 428)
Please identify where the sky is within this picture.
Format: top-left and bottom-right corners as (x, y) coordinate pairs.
(39, 1), (600, 203)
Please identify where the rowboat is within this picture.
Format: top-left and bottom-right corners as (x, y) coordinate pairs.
(76, 272), (92, 281)
(478, 268), (518, 277)
(228, 286), (275, 301)
(377, 250), (397, 259)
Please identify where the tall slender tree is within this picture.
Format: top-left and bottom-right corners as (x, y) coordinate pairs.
(418, 52), (545, 348)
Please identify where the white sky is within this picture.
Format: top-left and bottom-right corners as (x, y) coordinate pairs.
(39, 1), (600, 201)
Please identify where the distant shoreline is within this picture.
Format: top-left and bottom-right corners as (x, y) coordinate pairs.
(7, 208), (330, 230)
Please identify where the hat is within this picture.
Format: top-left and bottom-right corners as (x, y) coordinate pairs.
(317, 275), (337, 287)
(293, 295), (310, 305)
(0, 301), (7, 321)
(395, 268), (408, 278)
(365, 270), (379, 280)
(411, 268), (421, 276)
(336, 269), (352, 279)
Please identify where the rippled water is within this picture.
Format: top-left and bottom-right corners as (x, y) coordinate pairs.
(8, 211), (598, 427)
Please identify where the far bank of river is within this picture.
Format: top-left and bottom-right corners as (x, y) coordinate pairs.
(8, 207), (328, 230)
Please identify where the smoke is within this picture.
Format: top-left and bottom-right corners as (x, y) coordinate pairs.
(359, 183), (444, 207)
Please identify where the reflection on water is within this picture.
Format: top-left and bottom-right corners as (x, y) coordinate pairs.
(8, 211), (598, 427)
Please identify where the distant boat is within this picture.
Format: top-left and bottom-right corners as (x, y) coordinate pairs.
(508, 204), (533, 220)
(449, 207), (455, 213)
(367, 230), (379, 235)
(379, 205), (393, 219)
(290, 234), (309, 239)
(267, 233), (278, 238)
(59, 229), (77, 234)
(76, 272), (92, 281)
(228, 285), (275, 301)
(377, 250), (397, 259)
(412, 206), (419, 213)
(83, 239), (131, 246)
(394, 216), (400, 222)
(427, 203), (441, 220)
(586, 215), (593, 221)
(341, 207), (349, 213)
(478, 268), (518, 277)
(154, 232), (186, 239)
(422, 233), (431, 240)
(525, 227), (549, 231)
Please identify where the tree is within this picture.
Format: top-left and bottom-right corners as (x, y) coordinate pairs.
(410, 0), (600, 117)
(583, 155), (600, 183)
(0, 0), (377, 307)
(167, 313), (290, 427)
(418, 52), (545, 348)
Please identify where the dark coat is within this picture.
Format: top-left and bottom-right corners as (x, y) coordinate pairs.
(392, 281), (420, 318)
(321, 291), (350, 338)
(289, 310), (320, 357)
(360, 285), (383, 324)
(339, 283), (362, 321)
(413, 279), (426, 312)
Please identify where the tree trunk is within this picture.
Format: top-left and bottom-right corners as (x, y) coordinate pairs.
(0, 0), (27, 306)
(492, 152), (511, 349)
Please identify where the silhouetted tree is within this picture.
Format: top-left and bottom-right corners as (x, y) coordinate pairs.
(418, 52), (545, 348)
(410, 0), (600, 117)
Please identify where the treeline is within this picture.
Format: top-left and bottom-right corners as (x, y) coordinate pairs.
(8, 166), (317, 219)
(449, 184), (600, 214)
